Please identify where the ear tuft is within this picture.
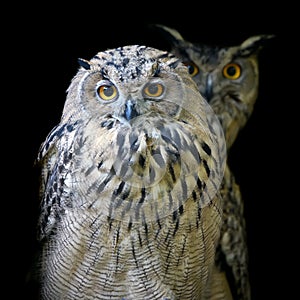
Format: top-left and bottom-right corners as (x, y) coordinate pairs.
(78, 58), (91, 70)
(148, 24), (185, 46)
(238, 34), (276, 57)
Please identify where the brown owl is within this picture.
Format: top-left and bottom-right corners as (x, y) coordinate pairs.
(35, 45), (227, 299)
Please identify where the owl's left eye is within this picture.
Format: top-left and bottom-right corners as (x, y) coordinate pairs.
(96, 83), (118, 101)
(184, 61), (199, 77)
(222, 63), (241, 80)
(143, 81), (165, 98)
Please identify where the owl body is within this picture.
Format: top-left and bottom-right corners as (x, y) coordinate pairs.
(36, 45), (226, 299)
(153, 25), (274, 300)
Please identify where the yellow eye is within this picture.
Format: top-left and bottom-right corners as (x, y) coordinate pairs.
(184, 61), (199, 77)
(222, 63), (241, 80)
(97, 84), (118, 101)
(143, 82), (165, 98)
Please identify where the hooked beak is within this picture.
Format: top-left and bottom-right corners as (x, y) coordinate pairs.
(123, 99), (138, 121)
(203, 74), (213, 102)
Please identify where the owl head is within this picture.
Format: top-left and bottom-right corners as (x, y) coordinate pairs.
(151, 24), (275, 149)
(62, 45), (202, 125)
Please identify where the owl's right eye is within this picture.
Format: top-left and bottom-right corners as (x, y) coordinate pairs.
(184, 61), (199, 77)
(222, 63), (241, 80)
(96, 83), (118, 102)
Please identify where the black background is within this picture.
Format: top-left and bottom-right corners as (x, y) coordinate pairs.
(8, 3), (294, 299)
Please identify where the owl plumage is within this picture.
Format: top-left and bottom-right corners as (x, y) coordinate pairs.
(35, 45), (227, 299)
(152, 24), (274, 300)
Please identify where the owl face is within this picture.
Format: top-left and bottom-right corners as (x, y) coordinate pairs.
(66, 45), (199, 125)
(180, 45), (259, 105)
(153, 25), (274, 148)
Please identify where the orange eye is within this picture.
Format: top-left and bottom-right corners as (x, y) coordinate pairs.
(97, 84), (118, 101)
(143, 82), (165, 98)
(222, 63), (241, 80)
(184, 61), (199, 77)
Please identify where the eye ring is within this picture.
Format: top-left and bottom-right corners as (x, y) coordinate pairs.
(184, 61), (199, 77)
(143, 81), (165, 98)
(96, 82), (118, 102)
(222, 63), (241, 80)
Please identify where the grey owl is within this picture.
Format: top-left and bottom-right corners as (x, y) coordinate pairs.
(152, 24), (274, 300)
(35, 45), (227, 299)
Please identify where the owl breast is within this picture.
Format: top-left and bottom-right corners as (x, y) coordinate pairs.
(40, 113), (224, 300)
(71, 111), (220, 220)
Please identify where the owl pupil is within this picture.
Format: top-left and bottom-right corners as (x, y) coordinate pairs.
(148, 84), (158, 94)
(227, 66), (236, 76)
(188, 65), (195, 74)
(104, 86), (114, 97)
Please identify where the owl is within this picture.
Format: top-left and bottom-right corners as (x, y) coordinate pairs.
(35, 45), (227, 299)
(151, 24), (275, 300)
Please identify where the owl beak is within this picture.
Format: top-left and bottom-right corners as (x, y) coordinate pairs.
(204, 74), (213, 102)
(123, 99), (138, 121)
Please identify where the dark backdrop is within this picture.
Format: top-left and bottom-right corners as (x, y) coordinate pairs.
(9, 3), (293, 299)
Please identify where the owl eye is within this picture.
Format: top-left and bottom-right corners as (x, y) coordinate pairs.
(222, 63), (241, 80)
(96, 83), (118, 101)
(143, 81), (165, 98)
(184, 61), (199, 77)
